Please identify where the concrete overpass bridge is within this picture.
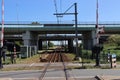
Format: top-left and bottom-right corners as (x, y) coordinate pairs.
(1, 22), (120, 51)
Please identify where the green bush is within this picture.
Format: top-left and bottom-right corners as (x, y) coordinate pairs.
(81, 50), (91, 59)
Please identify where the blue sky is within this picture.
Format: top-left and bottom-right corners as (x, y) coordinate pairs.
(0, 0), (120, 23)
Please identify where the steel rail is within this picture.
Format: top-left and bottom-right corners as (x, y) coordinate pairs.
(60, 53), (69, 80)
(39, 48), (60, 80)
(39, 47), (76, 80)
(39, 51), (56, 80)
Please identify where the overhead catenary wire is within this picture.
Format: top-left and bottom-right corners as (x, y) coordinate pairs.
(53, 0), (59, 23)
(59, 0), (63, 22)
(16, 0), (19, 25)
(53, 0), (62, 41)
(60, 0), (62, 13)
(63, 4), (75, 14)
(16, 0), (20, 35)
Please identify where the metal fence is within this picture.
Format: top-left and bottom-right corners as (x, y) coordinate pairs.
(20, 46), (37, 58)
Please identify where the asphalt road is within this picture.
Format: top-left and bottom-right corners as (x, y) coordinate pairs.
(0, 69), (120, 80)
(1, 63), (120, 80)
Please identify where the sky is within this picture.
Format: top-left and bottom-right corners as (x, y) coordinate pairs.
(0, 0), (120, 23)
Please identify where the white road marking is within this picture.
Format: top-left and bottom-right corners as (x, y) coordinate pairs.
(0, 78), (13, 80)
(13, 78), (38, 80)
(29, 63), (35, 67)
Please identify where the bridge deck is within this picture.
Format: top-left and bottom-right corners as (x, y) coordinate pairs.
(0, 23), (120, 34)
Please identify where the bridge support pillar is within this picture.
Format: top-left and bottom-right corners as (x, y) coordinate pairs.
(68, 39), (74, 53)
(22, 31), (38, 46)
(91, 30), (97, 46)
(82, 32), (93, 50)
(38, 39), (42, 50)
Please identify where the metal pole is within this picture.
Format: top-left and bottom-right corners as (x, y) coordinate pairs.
(74, 3), (79, 58)
(53, 3), (79, 58)
(14, 45), (16, 63)
(1, 0), (4, 47)
(0, 0), (4, 68)
(46, 34), (48, 52)
(95, 0), (101, 67)
(96, 0), (99, 44)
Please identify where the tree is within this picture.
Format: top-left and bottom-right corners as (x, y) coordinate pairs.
(107, 34), (120, 46)
(31, 22), (40, 25)
(48, 41), (54, 47)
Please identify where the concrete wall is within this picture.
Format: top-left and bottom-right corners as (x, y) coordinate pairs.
(22, 31), (38, 46)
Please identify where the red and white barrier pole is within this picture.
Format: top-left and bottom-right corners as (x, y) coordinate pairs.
(13, 45), (16, 63)
(1, 0), (4, 47)
(14, 46), (16, 58)
(0, 0), (4, 68)
(96, 0), (99, 44)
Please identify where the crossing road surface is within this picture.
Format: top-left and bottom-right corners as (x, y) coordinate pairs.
(1, 62), (120, 80)
(0, 69), (120, 80)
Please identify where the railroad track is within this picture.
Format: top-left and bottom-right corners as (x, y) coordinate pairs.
(39, 48), (75, 80)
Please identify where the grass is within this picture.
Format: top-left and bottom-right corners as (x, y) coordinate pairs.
(3, 54), (41, 65)
(0, 66), (43, 71)
(3, 53), (76, 65)
(1, 51), (119, 71)
(67, 64), (112, 69)
(1, 54), (43, 71)
(16, 54), (40, 64)
(66, 53), (75, 61)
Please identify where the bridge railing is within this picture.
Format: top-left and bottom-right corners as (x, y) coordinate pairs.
(1, 21), (120, 25)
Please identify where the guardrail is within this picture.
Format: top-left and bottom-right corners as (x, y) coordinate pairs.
(1, 21), (120, 25)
